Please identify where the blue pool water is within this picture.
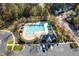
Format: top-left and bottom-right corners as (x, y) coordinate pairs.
(27, 24), (45, 36)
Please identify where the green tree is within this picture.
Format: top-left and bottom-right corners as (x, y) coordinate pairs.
(75, 4), (79, 12)
(74, 16), (79, 26)
(0, 20), (5, 28)
(42, 8), (49, 16)
(22, 4), (31, 17)
(30, 6), (38, 16)
(36, 5), (42, 16)
(70, 43), (79, 49)
(48, 15), (56, 24)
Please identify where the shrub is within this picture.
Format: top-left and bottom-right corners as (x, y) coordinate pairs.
(7, 40), (14, 44)
(13, 45), (24, 51)
(70, 43), (79, 49)
(6, 46), (13, 51)
(0, 20), (5, 29)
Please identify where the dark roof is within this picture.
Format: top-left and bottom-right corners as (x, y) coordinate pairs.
(42, 35), (49, 41)
(42, 33), (57, 42)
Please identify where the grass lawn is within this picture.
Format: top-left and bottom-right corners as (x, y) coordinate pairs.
(13, 45), (24, 51)
(7, 40), (14, 44)
(0, 40), (2, 44)
(0, 53), (5, 56)
(6, 45), (13, 51)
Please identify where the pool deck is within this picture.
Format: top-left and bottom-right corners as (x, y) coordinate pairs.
(22, 22), (49, 41)
(44, 23), (48, 34)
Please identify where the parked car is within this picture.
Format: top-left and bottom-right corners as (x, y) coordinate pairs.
(41, 44), (48, 52)
(65, 16), (73, 23)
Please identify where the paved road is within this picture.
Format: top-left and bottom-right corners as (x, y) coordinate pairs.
(0, 30), (14, 55)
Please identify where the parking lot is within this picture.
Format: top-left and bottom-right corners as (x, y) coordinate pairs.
(9, 43), (79, 56)
(0, 30), (15, 55)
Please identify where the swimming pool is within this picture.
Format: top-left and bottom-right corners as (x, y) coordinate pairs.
(27, 24), (45, 36)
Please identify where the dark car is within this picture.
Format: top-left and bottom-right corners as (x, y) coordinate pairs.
(41, 44), (48, 52)
(65, 16), (74, 24)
